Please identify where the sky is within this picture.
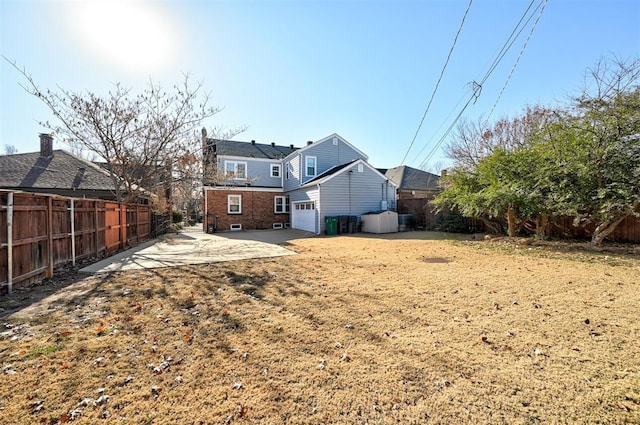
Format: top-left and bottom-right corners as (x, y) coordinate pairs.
(1, 0), (639, 171)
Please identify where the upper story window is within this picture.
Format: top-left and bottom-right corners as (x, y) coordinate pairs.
(357, 163), (364, 173)
(305, 156), (317, 177)
(224, 161), (247, 180)
(270, 163), (281, 178)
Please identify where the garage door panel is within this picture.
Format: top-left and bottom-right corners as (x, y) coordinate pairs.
(292, 202), (316, 232)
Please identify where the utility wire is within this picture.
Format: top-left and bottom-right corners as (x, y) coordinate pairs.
(400, 0), (474, 165)
(415, 0), (546, 170)
(487, 0), (548, 120)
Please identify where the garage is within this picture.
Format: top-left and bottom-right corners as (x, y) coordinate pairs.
(291, 201), (316, 232)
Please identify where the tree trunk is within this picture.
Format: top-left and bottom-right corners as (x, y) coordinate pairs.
(506, 205), (519, 237)
(535, 214), (549, 239)
(477, 217), (503, 235)
(590, 215), (628, 246)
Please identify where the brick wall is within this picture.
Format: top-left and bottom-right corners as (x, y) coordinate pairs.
(204, 189), (289, 231)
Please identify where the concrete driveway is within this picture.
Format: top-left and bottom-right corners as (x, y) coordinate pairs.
(80, 227), (315, 274)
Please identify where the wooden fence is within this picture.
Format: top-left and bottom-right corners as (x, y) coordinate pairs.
(397, 197), (640, 243)
(0, 190), (152, 295)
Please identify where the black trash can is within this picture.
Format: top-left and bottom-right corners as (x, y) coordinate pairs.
(347, 215), (358, 233)
(338, 216), (349, 234)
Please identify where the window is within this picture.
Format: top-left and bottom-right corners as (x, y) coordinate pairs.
(305, 156), (317, 177)
(270, 163), (281, 178)
(224, 161), (247, 179)
(357, 163), (364, 173)
(274, 196), (289, 213)
(286, 162), (290, 180)
(228, 194), (242, 214)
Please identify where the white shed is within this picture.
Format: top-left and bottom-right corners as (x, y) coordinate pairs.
(361, 211), (398, 234)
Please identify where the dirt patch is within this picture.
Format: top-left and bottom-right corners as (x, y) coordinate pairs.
(1, 232), (639, 424)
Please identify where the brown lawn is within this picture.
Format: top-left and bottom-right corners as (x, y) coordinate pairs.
(1, 232), (639, 424)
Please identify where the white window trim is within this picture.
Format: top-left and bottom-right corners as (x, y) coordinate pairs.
(305, 156), (317, 177)
(224, 160), (247, 180)
(270, 163), (281, 178)
(227, 194), (242, 214)
(274, 196), (289, 214)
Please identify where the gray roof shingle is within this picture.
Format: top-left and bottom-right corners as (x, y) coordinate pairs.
(0, 150), (116, 191)
(205, 139), (298, 159)
(385, 166), (440, 191)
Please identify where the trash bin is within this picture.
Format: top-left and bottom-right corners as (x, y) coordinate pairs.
(325, 216), (338, 235)
(338, 216), (349, 234)
(347, 215), (358, 233)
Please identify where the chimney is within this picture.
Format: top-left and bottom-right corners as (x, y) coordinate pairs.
(251, 140), (256, 145)
(40, 133), (53, 157)
(307, 140), (313, 146)
(290, 144), (294, 149)
(271, 142), (275, 147)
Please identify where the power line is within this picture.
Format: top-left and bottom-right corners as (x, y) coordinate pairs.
(400, 0), (474, 165)
(414, 0), (546, 170)
(487, 0), (548, 120)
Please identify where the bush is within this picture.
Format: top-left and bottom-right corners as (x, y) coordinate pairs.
(172, 210), (184, 224)
(428, 210), (471, 233)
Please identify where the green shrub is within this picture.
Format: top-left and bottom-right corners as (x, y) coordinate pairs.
(172, 210), (184, 223)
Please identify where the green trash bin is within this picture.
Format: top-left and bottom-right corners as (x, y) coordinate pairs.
(325, 216), (338, 235)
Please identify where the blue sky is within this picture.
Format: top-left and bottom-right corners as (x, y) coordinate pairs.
(1, 0), (639, 171)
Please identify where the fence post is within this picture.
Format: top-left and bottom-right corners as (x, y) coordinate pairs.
(120, 202), (126, 249)
(70, 198), (76, 266)
(47, 196), (53, 278)
(6, 192), (13, 295)
(94, 201), (99, 256)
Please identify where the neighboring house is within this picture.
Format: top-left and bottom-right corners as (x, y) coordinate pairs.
(385, 165), (441, 199)
(385, 165), (441, 229)
(202, 133), (396, 234)
(0, 134), (121, 200)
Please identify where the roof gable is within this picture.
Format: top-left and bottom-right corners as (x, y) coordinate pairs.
(283, 133), (369, 161)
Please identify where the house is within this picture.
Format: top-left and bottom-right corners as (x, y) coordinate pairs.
(385, 165), (441, 229)
(385, 165), (441, 199)
(202, 133), (397, 234)
(0, 134), (121, 200)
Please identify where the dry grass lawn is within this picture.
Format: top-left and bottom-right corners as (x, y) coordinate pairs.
(1, 232), (639, 424)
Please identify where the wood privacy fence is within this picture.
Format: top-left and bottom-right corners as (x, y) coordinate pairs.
(0, 190), (152, 295)
(397, 198), (640, 243)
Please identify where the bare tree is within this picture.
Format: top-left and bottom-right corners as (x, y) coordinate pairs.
(7, 58), (226, 209)
(3, 144), (17, 155)
(445, 105), (558, 169)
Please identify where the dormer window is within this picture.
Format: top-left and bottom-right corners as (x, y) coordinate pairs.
(224, 161), (247, 180)
(305, 156), (317, 177)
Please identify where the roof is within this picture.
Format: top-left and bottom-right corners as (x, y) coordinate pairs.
(205, 139), (298, 159)
(0, 150), (116, 191)
(305, 160), (358, 184)
(301, 158), (397, 189)
(385, 165), (440, 191)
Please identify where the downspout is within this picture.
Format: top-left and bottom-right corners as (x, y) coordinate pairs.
(317, 184), (321, 235)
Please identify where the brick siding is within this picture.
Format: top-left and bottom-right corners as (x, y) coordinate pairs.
(204, 189), (289, 231)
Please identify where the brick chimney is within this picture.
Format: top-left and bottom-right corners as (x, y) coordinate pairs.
(40, 133), (53, 157)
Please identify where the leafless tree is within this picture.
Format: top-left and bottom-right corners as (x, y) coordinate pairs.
(3, 144), (17, 155)
(7, 58), (233, 209)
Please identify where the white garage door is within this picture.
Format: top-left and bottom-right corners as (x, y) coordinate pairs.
(291, 202), (316, 232)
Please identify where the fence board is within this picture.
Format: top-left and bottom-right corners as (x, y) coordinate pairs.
(1, 190), (154, 294)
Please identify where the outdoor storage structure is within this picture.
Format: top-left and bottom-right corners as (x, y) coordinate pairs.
(325, 216), (339, 235)
(361, 211), (398, 234)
